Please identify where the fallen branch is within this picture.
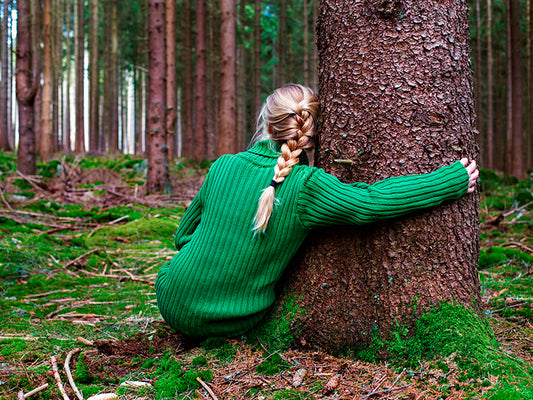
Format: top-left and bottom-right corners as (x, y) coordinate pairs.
(64, 348), (84, 400)
(51, 356), (71, 400)
(501, 241), (533, 255)
(77, 336), (95, 346)
(64, 249), (101, 268)
(20, 383), (49, 399)
(196, 377), (219, 400)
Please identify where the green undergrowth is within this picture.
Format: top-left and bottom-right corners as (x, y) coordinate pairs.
(356, 302), (533, 398)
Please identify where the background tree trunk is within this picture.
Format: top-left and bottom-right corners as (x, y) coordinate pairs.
(89, 0), (99, 152)
(312, 0), (318, 92)
(487, 0), (494, 169)
(40, 0), (53, 161)
(218, 0), (237, 156)
(253, 0), (261, 118)
(509, 0), (524, 178)
(109, 0), (119, 153)
(63, 0), (71, 152)
(0, 0), (10, 150)
(166, 0), (177, 159)
(16, 0), (38, 174)
(272, 0), (481, 352)
(75, 0), (85, 153)
(277, 0), (287, 86)
(146, 0), (169, 192)
(52, 0), (61, 152)
(194, 0), (208, 160)
(180, 0), (193, 158)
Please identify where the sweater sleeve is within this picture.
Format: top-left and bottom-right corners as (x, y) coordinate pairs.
(174, 179), (207, 250)
(297, 161), (469, 229)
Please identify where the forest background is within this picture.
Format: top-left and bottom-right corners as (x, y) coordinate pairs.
(0, 0), (532, 183)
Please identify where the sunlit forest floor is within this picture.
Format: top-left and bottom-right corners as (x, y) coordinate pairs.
(1, 152), (532, 400)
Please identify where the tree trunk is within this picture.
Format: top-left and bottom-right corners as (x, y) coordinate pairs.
(509, 0), (524, 178)
(89, 0), (99, 152)
(108, 0), (119, 153)
(312, 0), (319, 92)
(166, 0), (177, 159)
(475, 0), (482, 163)
(277, 0), (287, 86)
(237, 0), (246, 150)
(181, 0), (193, 158)
(487, 0), (494, 169)
(505, 0), (513, 174)
(63, 0), (72, 152)
(31, 0), (42, 157)
(303, 0), (310, 86)
(0, 0), (11, 150)
(146, 0), (170, 192)
(41, 0), (53, 161)
(218, 0), (237, 156)
(253, 0), (261, 118)
(16, 0), (38, 175)
(529, 0), (533, 170)
(52, 0), (61, 152)
(206, 1), (219, 160)
(194, 0), (208, 160)
(271, 0), (480, 352)
(75, 0), (85, 153)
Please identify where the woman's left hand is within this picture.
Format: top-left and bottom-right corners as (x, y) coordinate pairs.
(460, 158), (479, 194)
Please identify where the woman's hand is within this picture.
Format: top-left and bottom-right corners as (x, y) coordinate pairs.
(460, 158), (479, 194)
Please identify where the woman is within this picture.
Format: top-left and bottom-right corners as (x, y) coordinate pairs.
(155, 84), (479, 338)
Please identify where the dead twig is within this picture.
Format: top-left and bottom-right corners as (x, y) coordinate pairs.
(64, 249), (101, 268)
(51, 355), (71, 400)
(77, 336), (95, 346)
(64, 348), (84, 400)
(196, 377), (219, 400)
(501, 241), (533, 255)
(21, 383), (49, 399)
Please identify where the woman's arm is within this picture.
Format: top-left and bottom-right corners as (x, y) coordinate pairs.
(297, 160), (477, 229)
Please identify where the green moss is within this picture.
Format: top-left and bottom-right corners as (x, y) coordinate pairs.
(256, 353), (291, 375)
(249, 294), (307, 351)
(0, 340), (28, 356)
(191, 356), (207, 366)
(479, 247), (533, 269)
(202, 338), (237, 362)
(76, 354), (94, 384)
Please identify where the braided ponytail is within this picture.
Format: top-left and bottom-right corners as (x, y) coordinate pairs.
(253, 84), (319, 233)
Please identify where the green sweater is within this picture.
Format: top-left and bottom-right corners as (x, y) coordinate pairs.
(155, 140), (469, 337)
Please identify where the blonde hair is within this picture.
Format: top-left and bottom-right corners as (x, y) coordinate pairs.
(253, 84), (319, 233)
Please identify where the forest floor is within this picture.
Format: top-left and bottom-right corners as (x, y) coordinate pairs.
(1, 152), (533, 400)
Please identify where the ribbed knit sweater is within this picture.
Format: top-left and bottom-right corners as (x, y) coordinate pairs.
(155, 140), (469, 337)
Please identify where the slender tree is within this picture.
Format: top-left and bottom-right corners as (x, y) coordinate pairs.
(146, 0), (169, 192)
(16, 0), (38, 174)
(194, 0), (208, 160)
(487, 0), (494, 169)
(181, 0), (193, 158)
(218, 0), (237, 155)
(75, 0), (85, 153)
(88, 0), (99, 152)
(0, 0), (11, 150)
(270, 0), (480, 351)
(507, 0), (524, 177)
(109, 0), (119, 152)
(32, 0), (42, 155)
(253, 0), (261, 117)
(166, 0), (177, 159)
(40, 0), (54, 160)
(277, 0), (287, 86)
(52, 0), (61, 151)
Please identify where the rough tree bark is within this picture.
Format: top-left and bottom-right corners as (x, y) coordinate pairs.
(32, 0), (42, 156)
(16, 0), (38, 174)
(146, 0), (170, 192)
(218, 0), (237, 156)
(194, 0), (208, 160)
(40, 0), (53, 161)
(0, 0), (11, 150)
(89, 0), (99, 152)
(486, 0), (494, 169)
(271, 0), (481, 352)
(166, 0), (177, 159)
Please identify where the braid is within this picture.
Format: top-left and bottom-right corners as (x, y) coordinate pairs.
(253, 87), (318, 233)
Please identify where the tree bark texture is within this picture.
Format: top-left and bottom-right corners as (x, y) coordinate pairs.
(32, 0), (42, 156)
(0, 0), (11, 150)
(41, 0), (53, 161)
(52, 0), (61, 151)
(277, 0), (287, 87)
(146, 0), (170, 193)
(16, 0), (38, 175)
(89, 0), (99, 152)
(218, 0), (237, 156)
(166, 0), (177, 159)
(194, 0), (208, 160)
(253, 0), (262, 117)
(273, 0), (481, 352)
(75, 0), (85, 153)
